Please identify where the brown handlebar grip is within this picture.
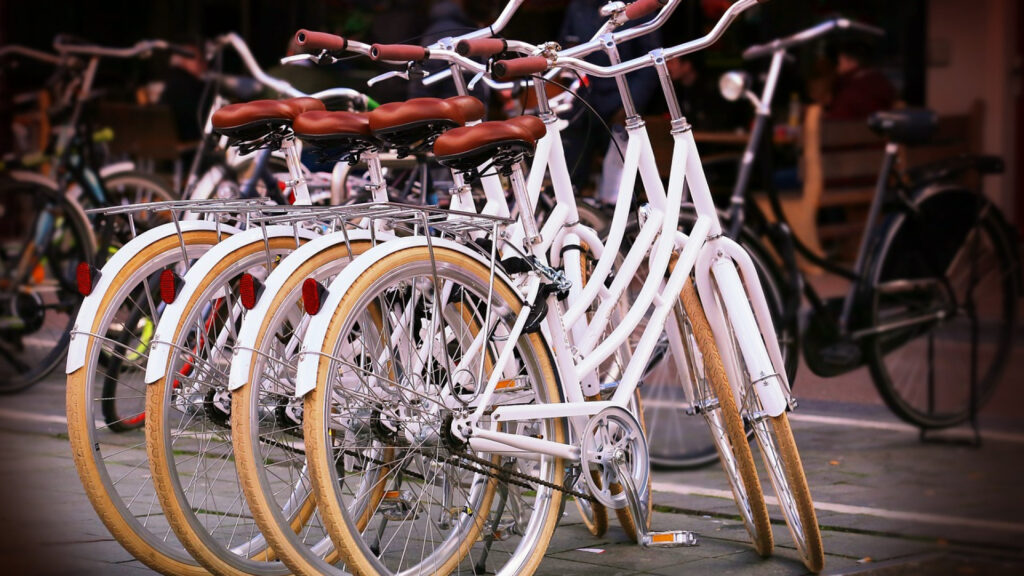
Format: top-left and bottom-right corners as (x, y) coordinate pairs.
(455, 38), (507, 58)
(624, 0), (668, 21)
(370, 44), (428, 62)
(295, 29), (347, 54)
(492, 56), (549, 80)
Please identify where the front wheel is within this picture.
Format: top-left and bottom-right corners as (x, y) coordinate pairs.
(749, 413), (823, 572)
(0, 181), (91, 392)
(868, 189), (1018, 428)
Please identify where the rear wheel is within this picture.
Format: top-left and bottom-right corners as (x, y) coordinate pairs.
(146, 235), (309, 576)
(302, 245), (565, 576)
(231, 239), (374, 575)
(67, 230), (221, 575)
(868, 189), (1017, 428)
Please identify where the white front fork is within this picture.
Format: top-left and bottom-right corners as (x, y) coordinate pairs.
(696, 238), (789, 418)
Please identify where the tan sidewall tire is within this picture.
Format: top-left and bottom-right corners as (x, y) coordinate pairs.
(231, 241), (371, 575)
(67, 231), (222, 576)
(681, 282), (774, 557)
(303, 246), (564, 576)
(146, 236), (307, 576)
(770, 413), (824, 572)
(575, 470), (609, 537)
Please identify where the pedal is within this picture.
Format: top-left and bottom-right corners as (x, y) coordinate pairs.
(379, 490), (419, 521)
(642, 530), (698, 548)
(609, 452), (699, 549)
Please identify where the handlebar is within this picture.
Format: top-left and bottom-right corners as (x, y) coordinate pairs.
(0, 45), (64, 66)
(369, 44), (428, 62)
(403, 0), (682, 90)
(624, 0), (669, 21)
(53, 37), (189, 59)
(293, 29), (372, 57)
(492, 56), (549, 80)
(211, 32), (367, 108)
(455, 38), (508, 58)
(497, 0), (764, 80)
(742, 17), (884, 60)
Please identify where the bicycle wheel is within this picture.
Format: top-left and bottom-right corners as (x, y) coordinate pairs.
(679, 282), (772, 556)
(750, 413), (822, 572)
(717, 301), (822, 570)
(633, 208), (796, 469)
(302, 244), (565, 576)
(0, 180), (91, 392)
(231, 236), (375, 575)
(146, 232), (314, 576)
(67, 227), (226, 575)
(868, 189), (1018, 428)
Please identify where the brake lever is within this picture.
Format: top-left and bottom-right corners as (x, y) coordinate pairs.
(367, 69), (409, 87)
(467, 70), (486, 91)
(280, 53), (336, 66)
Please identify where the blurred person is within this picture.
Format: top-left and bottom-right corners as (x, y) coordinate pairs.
(826, 39), (895, 119)
(408, 0), (488, 101)
(160, 45), (206, 143)
(559, 0), (662, 194)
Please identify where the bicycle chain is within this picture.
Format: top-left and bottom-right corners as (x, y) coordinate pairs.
(342, 443), (596, 503)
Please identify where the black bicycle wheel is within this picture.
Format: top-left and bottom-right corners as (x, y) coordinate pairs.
(868, 187), (1018, 428)
(0, 180), (92, 392)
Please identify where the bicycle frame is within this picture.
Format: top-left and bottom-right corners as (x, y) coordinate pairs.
(442, 2), (793, 462)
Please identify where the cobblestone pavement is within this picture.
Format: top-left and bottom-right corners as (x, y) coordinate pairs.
(1, 329), (1022, 575)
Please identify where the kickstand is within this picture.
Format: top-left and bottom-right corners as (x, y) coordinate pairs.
(473, 463), (513, 575)
(610, 454), (697, 548)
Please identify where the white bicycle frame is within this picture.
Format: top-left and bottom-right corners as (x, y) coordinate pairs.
(438, 0), (794, 463)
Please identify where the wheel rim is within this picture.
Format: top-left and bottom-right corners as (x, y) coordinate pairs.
(312, 256), (562, 575)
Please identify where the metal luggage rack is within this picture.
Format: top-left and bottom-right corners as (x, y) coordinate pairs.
(249, 202), (516, 241)
(82, 197), (276, 217)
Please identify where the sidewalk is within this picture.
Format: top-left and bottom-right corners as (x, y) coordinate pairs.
(1, 368), (1023, 575)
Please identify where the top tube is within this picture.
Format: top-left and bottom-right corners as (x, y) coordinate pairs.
(742, 17), (884, 60)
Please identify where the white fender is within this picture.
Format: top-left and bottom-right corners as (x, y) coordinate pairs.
(294, 236), (524, 398)
(66, 220), (240, 373)
(144, 225), (319, 384)
(227, 230), (372, 392)
(8, 169), (59, 190)
(98, 161), (136, 179)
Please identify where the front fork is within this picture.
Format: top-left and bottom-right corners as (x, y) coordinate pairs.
(694, 236), (793, 419)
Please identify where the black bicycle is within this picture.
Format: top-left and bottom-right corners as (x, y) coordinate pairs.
(714, 19), (1019, 431)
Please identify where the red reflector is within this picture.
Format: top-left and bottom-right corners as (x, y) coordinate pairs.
(288, 190), (296, 205)
(302, 278), (326, 315)
(239, 273), (261, 310)
(76, 262), (100, 296)
(160, 269), (182, 304)
(277, 180), (287, 191)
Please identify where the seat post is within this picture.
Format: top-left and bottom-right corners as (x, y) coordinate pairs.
(280, 136), (310, 205)
(838, 141), (899, 333)
(509, 162), (541, 249)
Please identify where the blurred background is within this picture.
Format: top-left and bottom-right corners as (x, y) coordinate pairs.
(1, 2), (1022, 574)
(1, 0), (1018, 229)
